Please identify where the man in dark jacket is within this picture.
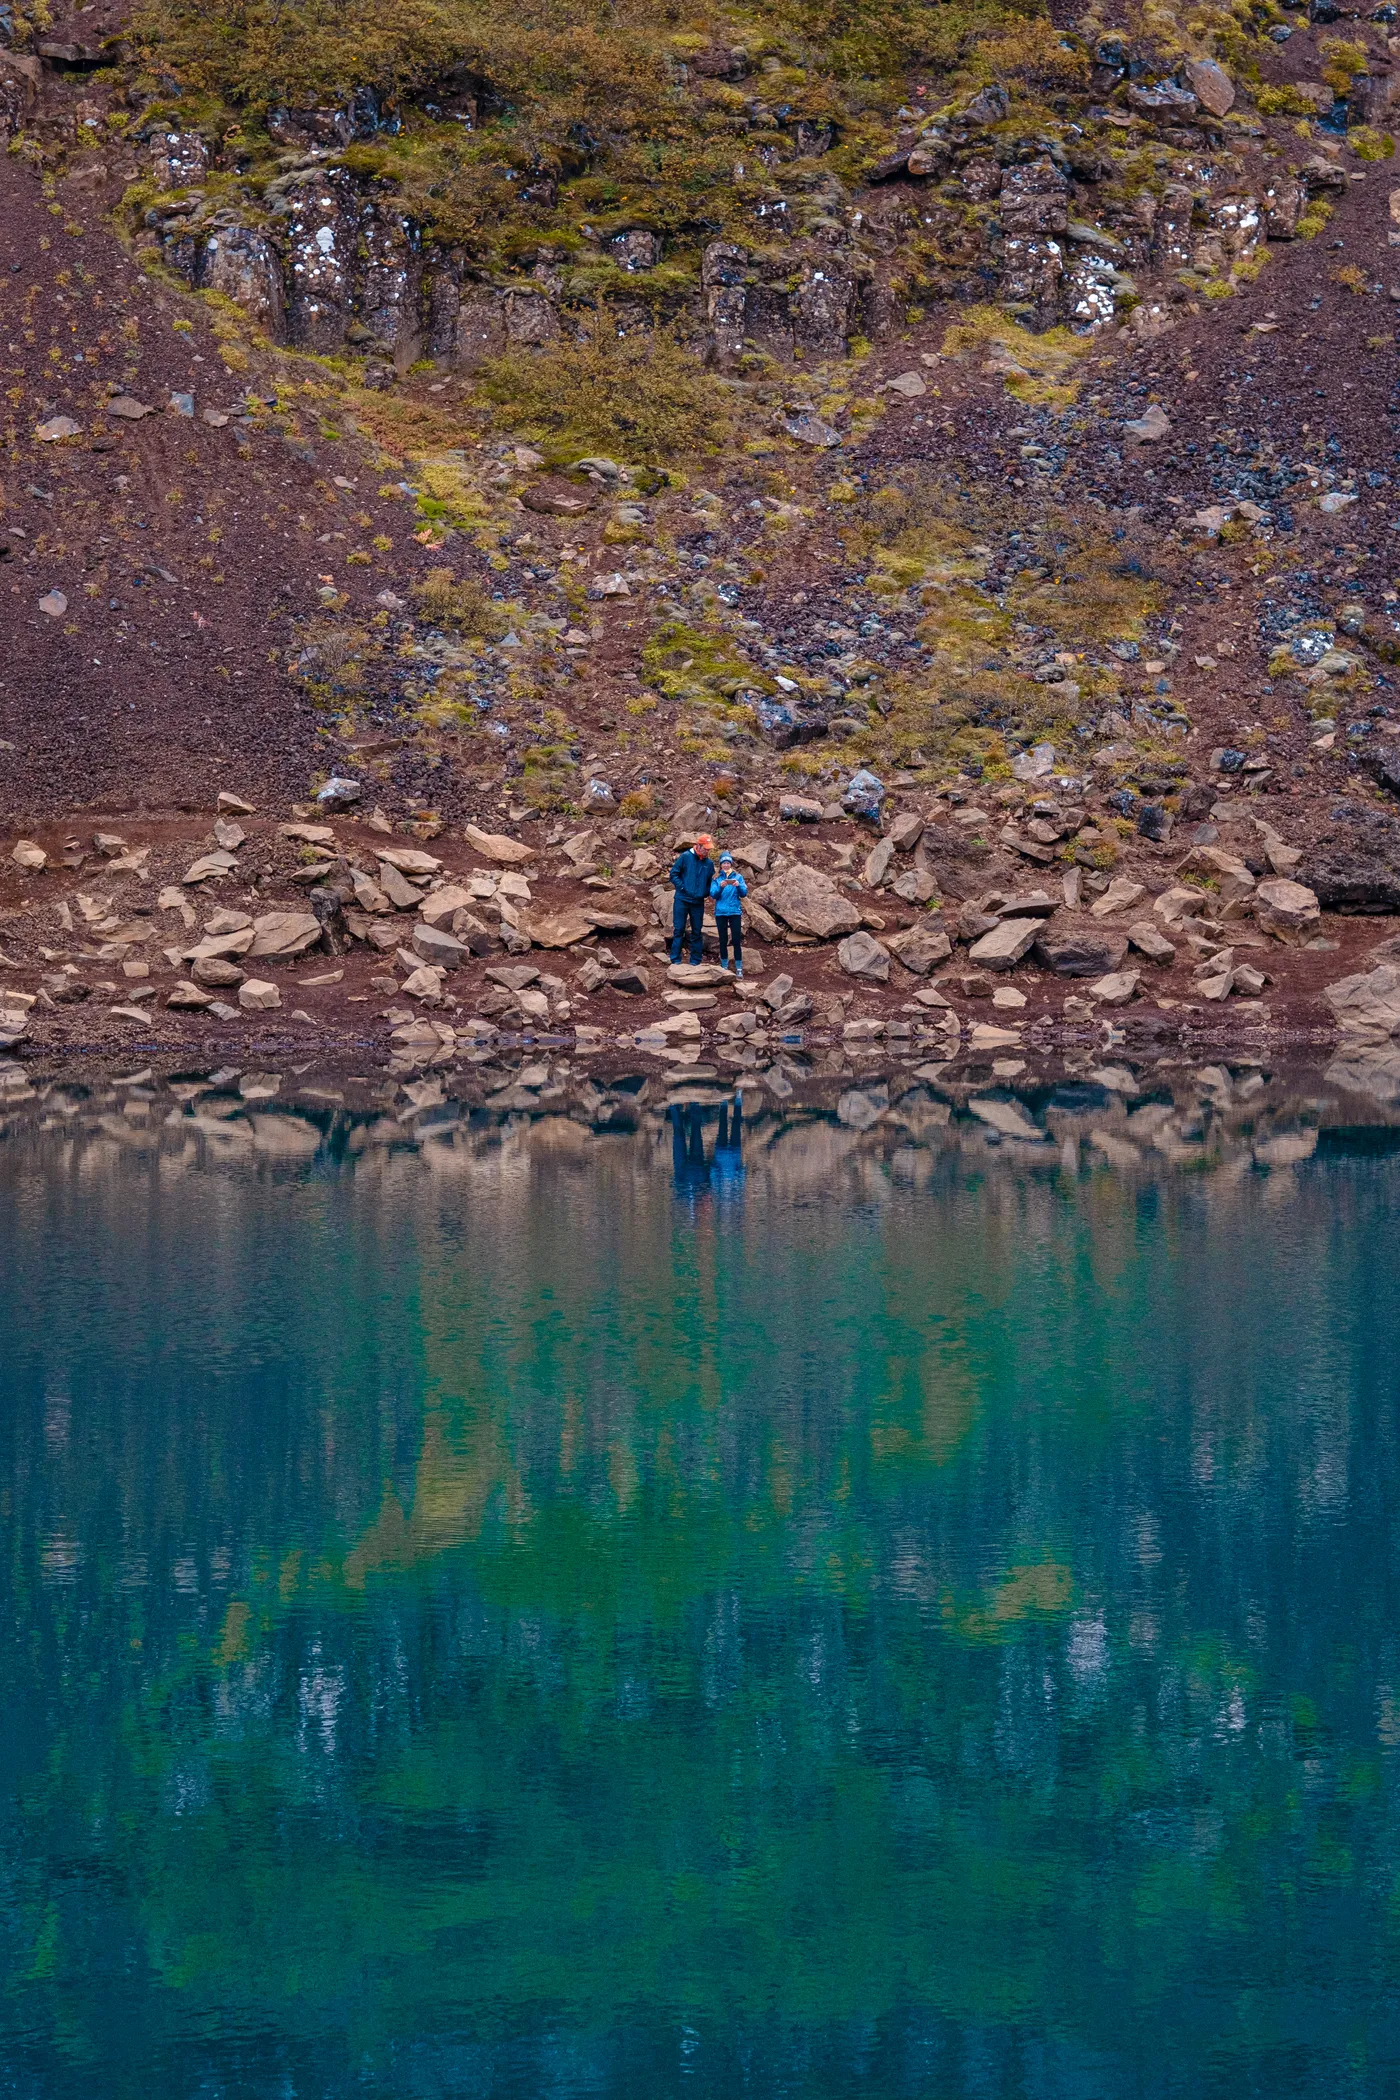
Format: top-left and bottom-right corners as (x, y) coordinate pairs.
(669, 832), (714, 964)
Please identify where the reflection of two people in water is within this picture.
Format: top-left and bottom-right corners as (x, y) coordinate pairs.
(669, 1096), (745, 1201)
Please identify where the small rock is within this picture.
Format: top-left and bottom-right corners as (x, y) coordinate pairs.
(1089, 969), (1139, 1005)
(35, 416), (81, 443)
(168, 391), (195, 418)
(10, 839), (46, 871)
(217, 791), (256, 815)
(183, 850), (240, 884)
(863, 837), (896, 888)
(841, 769), (886, 822)
(1319, 492), (1357, 516)
(583, 778), (616, 810)
(1154, 886), (1209, 926)
(316, 776), (362, 811)
(166, 980), (214, 1010)
(667, 963), (729, 988)
(1184, 56), (1234, 115)
(1127, 921), (1176, 964)
(1124, 403), (1172, 442)
(1089, 876), (1146, 920)
(238, 979), (281, 1011)
(1011, 742), (1057, 782)
(463, 824), (533, 865)
(778, 795), (825, 823)
(38, 591), (67, 619)
(588, 571), (631, 599)
(883, 371), (927, 398)
(992, 986), (1027, 1010)
(783, 413), (841, 448)
(106, 396), (153, 420)
(192, 956), (245, 988)
(412, 923), (467, 968)
(213, 818), (245, 851)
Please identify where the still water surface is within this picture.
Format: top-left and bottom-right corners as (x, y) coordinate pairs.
(3, 1064), (1400, 2095)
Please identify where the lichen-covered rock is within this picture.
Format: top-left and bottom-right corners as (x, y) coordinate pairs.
(150, 130), (209, 191)
(199, 224), (285, 335)
(281, 171), (355, 352)
(999, 160), (1069, 237)
(792, 260), (853, 355)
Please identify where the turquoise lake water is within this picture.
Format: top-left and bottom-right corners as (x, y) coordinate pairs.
(3, 1059), (1400, 2095)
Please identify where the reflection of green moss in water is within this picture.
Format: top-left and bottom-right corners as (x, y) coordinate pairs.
(7, 1137), (1400, 2083)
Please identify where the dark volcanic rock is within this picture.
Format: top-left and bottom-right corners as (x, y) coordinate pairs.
(1033, 926), (1130, 976)
(1300, 830), (1400, 913)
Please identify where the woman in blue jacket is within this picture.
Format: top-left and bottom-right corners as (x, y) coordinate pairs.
(710, 851), (747, 977)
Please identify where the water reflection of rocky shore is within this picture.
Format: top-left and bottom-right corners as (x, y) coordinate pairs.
(5, 1044), (1400, 1193)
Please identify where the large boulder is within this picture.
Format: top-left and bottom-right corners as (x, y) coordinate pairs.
(247, 911), (323, 959)
(762, 863), (862, 938)
(1033, 926), (1129, 977)
(1253, 878), (1320, 940)
(968, 918), (1041, 971)
(888, 924), (953, 975)
(837, 930), (891, 981)
(1322, 964), (1400, 1041)
(1300, 831), (1400, 913)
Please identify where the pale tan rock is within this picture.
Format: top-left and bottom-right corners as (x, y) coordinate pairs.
(463, 824), (533, 865)
(1089, 877), (1146, 920)
(1185, 55), (1234, 116)
(967, 1022), (1023, 1052)
(400, 965), (446, 1003)
(521, 908), (593, 948)
(1254, 877), (1320, 939)
(1154, 885), (1209, 926)
(249, 911), (322, 958)
(184, 928), (256, 961)
(217, 791), (256, 815)
(863, 838), (896, 888)
(837, 930), (891, 981)
(419, 884), (476, 926)
(238, 978), (281, 1011)
(376, 861), (423, 910)
(762, 862), (862, 938)
(279, 822), (337, 846)
(213, 818), (246, 851)
(888, 924), (952, 975)
(10, 840), (46, 871)
(183, 850), (239, 884)
(1127, 920), (1176, 964)
(968, 917), (1040, 970)
(1088, 969), (1140, 1004)
(1323, 964), (1400, 1041)
(166, 980), (214, 1010)
(377, 847), (442, 875)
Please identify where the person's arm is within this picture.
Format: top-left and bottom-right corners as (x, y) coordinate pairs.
(736, 873), (748, 898)
(710, 874), (722, 898)
(669, 853), (687, 891)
